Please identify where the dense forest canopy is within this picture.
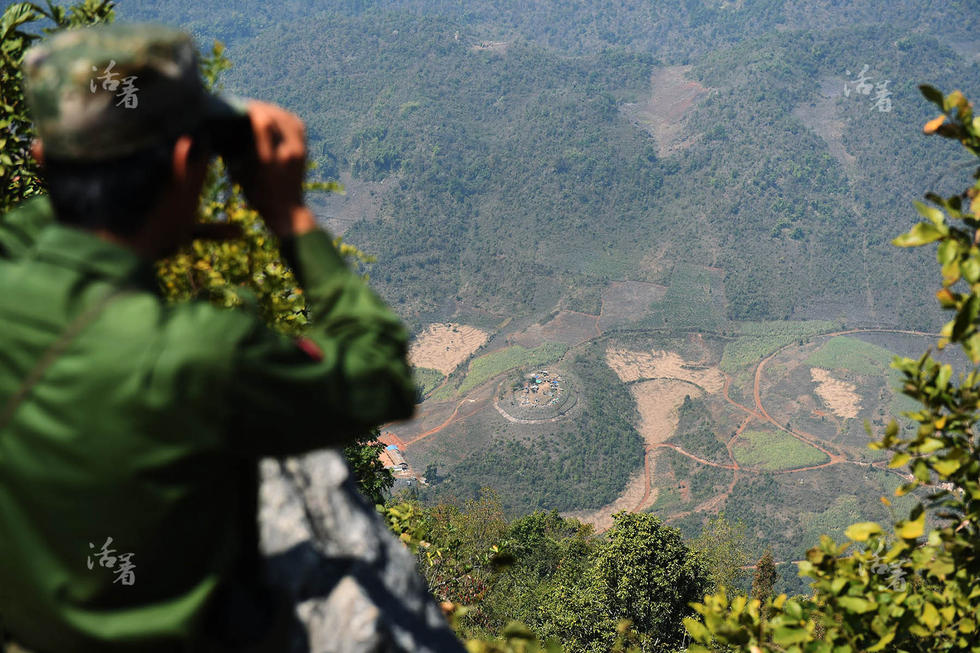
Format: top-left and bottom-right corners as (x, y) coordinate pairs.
(121, 0), (980, 331)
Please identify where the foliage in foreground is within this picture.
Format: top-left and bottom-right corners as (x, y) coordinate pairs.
(383, 492), (725, 653)
(687, 85), (980, 653)
(1, 1), (115, 214)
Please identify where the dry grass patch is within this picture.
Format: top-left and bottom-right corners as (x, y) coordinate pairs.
(606, 348), (724, 393)
(620, 65), (708, 157)
(470, 40), (508, 53)
(810, 368), (861, 419)
(409, 323), (489, 375)
(632, 379), (701, 445)
(307, 170), (385, 236)
(791, 77), (856, 169)
(598, 281), (668, 331)
(511, 310), (598, 348)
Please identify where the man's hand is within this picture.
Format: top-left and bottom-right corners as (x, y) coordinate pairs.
(235, 101), (316, 237)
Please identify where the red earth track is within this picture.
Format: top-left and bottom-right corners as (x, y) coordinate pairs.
(649, 328), (938, 521)
(387, 326), (937, 524)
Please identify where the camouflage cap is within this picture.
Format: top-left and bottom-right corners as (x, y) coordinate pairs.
(22, 23), (245, 161)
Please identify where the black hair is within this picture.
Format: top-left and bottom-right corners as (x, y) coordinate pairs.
(41, 127), (211, 237)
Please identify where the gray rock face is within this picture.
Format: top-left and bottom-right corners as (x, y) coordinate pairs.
(258, 450), (465, 653)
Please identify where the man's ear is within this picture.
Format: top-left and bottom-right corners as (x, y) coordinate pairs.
(170, 134), (195, 186)
(30, 140), (43, 166)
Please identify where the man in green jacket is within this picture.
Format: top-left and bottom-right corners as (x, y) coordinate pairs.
(0, 23), (416, 652)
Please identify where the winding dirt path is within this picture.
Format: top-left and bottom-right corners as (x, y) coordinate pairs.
(389, 325), (938, 529)
(754, 350), (843, 464)
(649, 328), (938, 524)
(403, 397), (484, 446)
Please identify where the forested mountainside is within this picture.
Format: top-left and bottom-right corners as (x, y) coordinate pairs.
(119, 0), (980, 62)
(122, 0), (979, 330)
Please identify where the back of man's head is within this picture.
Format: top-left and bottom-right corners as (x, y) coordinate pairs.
(22, 23), (243, 235)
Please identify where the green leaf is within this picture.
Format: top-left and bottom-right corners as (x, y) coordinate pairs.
(889, 453), (911, 468)
(919, 602), (941, 629)
(837, 596), (874, 613)
(933, 457), (961, 476)
(896, 511), (926, 539)
(964, 257), (980, 283)
(964, 332), (980, 364)
(0, 3), (36, 41)
(683, 617), (710, 642)
(918, 438), (945, 454)
(866, 631), (896, 652)
(845, 522), (883, 541)
(501, 622), (536, 640)
(937, 239), (959, 264)
(952, 293), (980, 340)
(892, 222), (945, 247)
(919, 84), (945, 109)
(773, 625), (811, 645)
(914, 200), (945, 227)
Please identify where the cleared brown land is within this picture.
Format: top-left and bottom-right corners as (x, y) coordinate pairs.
(510, 310), (598, 348)
(409, 323), (489, 375)
(620, 65), (708, 157)
(810, 368), (861, 419)
(308, 170), (386, 236)
(606, 348), (725, 393)
(633, 379), (702, 446)
(598, 281), (668, 332)
(792, 77), (856, 169)
(566, 380), (695, 530)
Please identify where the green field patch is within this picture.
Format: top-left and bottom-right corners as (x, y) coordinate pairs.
(732, 429), (829, 471)
(720, 320), (838, 373)
(648, 487), (683, 514)
(413, 367), (444, 400)
(805, 336), (897, 376)
(457, 343), (569, 395)
(648, 264), (727, 331)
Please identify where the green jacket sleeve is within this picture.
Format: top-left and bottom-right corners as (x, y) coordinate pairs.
(229, 229), (416, 457)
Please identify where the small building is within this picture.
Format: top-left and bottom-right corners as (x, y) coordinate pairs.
(380, 444), (407, 470)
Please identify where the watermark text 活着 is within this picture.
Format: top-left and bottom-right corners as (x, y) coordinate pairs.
(89, 60), (139, 109)
(843, 65), (892, 113)
(867, 538), (907, 591)
(87, 536), (136, 585)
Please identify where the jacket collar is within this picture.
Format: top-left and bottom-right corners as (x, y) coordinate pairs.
(33, 222), (159, 290)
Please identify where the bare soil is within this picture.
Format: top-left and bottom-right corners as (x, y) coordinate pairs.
(632, 379), (702, 445)
(791, 77), (856, 169)
(470, 40), (508, 54)
(598, 281), (668, 332)
(810, 368), (861, 419)
(606, 347), (725, 393)
(565, 464), (656, 532)
(308, 170), (387, 236)
(510, 310), (598, 348)
(409, 323), (489, 375)
(620, 65), (708, 157)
